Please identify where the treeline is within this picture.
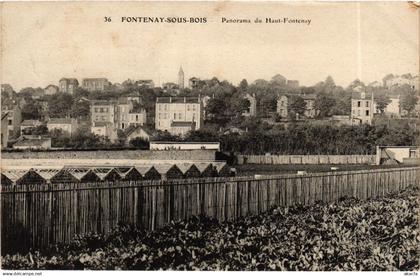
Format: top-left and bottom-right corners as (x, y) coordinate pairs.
(165, 118), (419, 155)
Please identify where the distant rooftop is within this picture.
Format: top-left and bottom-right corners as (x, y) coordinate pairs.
(157, 97), (200, 104)
(48, 118), (74, 125)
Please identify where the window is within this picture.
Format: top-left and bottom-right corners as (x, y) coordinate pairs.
(357, 101), (361, 107)
(174, 113), (177, 119)
(8, 120), (12, 125)
(366, 101), (369, 108)
(187, 105), (190, 111)
(366, 110), (369, 116)
(193, 105), (196, 111)
(179, 113), (182, 120)
(100, 108), (104, 112)
(136, 115), (139, 121)
(94, 108), (98, 113)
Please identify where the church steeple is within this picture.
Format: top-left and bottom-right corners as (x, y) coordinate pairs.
(178, 66), (184, 89)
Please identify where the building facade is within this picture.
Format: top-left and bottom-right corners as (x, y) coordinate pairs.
(59, 78), (79, 94)
(301, 94), (317, 118)
(1, 113), (9, 149)
(47, 118), (78, 136)
(82, 78), (110, 92)
(155, 97), (202, 136)
(1, 103), (22, 139)
(242, 94), (257, 117)
(136, 80), (155, 88)
(276, 95), (288, 118)
(351, 91), (374, 125)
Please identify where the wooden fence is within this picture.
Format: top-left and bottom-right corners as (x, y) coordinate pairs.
(1, 167), (419, 254)
(237, 154), (376, 165)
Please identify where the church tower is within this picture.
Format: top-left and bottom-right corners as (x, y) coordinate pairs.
(178, 66), (184, 89)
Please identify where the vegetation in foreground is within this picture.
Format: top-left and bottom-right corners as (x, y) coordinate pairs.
(2, 187), (419, 271)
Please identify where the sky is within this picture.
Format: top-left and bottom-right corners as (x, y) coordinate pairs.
(1, 1), (418, 91)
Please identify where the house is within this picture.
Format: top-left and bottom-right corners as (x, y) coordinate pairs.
(351, 91), (374, 125)
(59, 78), (79, 94)
(91, 100), (117, 126)
(91, 122), (118, 142)
(276, 95), (288, 118)
(1, 113), (9, 149)
(1, 103), (22, 139)
(116, 97), (134, 130)
(128, 108), (147, 126)
(13, 136), (51, 150)
(20, 120), (43, 133)
(47, 118), (78, 135)
(124, 125), (152, 145)
(45, 85), (59, 95)
(162, 82), (179, 91)
(189, 77), (201, 89)
(242, 93), (257, 117)
(301, 94), (317, 118)
(82, 78), (110, 92)
(135, 80), (154, 88)
(155, 97), (203, 136)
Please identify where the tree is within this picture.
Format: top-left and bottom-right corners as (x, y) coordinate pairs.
(239, 79), (248, 92)
(374, 94), (391, 114)
(314, 93), (336, 117)
(71, 100), (90, 119)
(21, 100), (41, 120)
(48, 93), (74, 118)
(230, 97), (250, 116)
(288, 95), (307, 117)
(400, 91), (418, 115)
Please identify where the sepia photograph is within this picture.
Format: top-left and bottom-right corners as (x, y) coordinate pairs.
(0, 1), (419, 272)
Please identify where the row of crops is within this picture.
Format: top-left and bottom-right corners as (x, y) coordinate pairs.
(2, 186), (418, 270)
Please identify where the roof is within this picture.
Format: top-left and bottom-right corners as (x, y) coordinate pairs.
(82, 78), (108, 82)
(14, 138), (51, 147)
(21, 120), (42, 127)
(45, 84), (59, 90)
(60, 78), (79, 84)
(91, 100), (117, 106)
(171, 121), (196, 127)
(300, 94), (317, 100)
(1, 112), (8, 121)
(156, 97), (200, 104)
(124, 125), (151, 137)
(48, 118), (74, 124)
(351, 91), (373, 100)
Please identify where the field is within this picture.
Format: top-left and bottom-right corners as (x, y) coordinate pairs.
(235, 163), (418, 176)
(2, 186), (418, 271)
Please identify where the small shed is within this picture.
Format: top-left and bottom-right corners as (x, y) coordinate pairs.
(122, 167), (143, 181)
(102, 168), (122, 182)
(200, 164), (218, 177)
(50, 169), (80, 184)
(16, 170), (47, 185)
(80, 170), (102, 183)
(143, 166), (162, 180)
(184, 164), (202, 178)
(164, 165), (184, 179)
(1, 173), (14, 185)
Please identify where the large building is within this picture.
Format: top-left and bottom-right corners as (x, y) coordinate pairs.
(91, 100), (117, 125)
(178, 66), (185, 89)
(82, 78), (110, 92)
(59, 78), (79, 94)
(351, 91), (374, 125)
(155, 97), (203, 136)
